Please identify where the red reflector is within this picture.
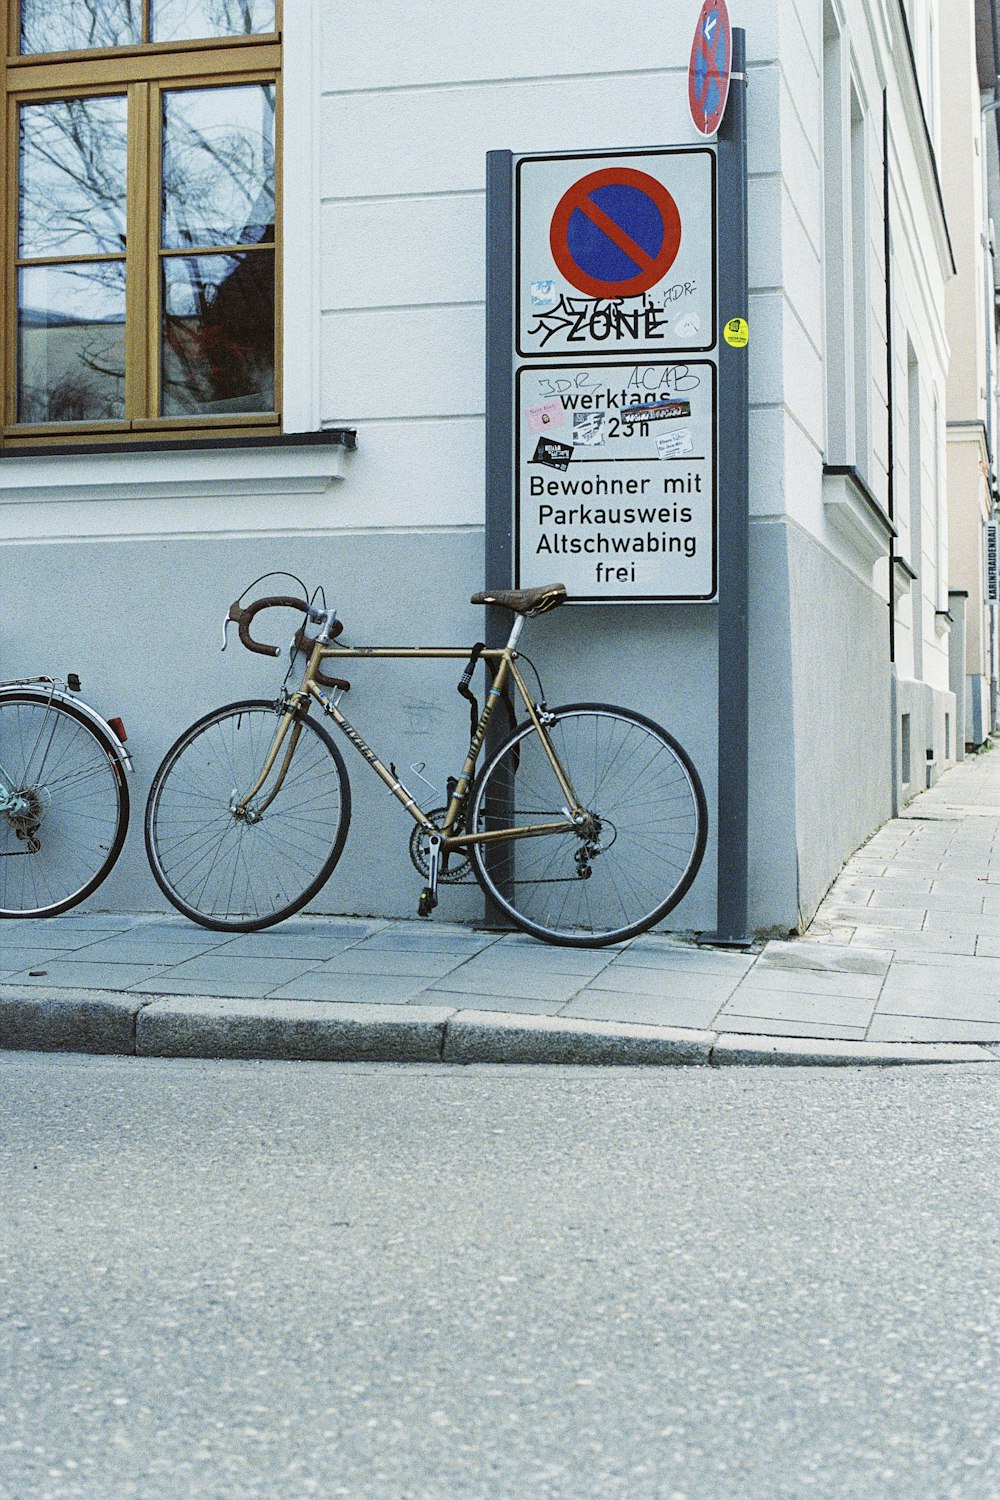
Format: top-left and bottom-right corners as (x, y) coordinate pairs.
(108, 716), (127, 743)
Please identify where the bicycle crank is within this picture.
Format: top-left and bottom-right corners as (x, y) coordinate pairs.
(409, 809), (473, 884)
(417, 834), (442, 918)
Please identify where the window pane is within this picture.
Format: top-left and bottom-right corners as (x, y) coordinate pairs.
(18, 264), (126, 424)
(20, 0), (141, 53)
(20, 98), (128, 259)
(162, 86), (275, 250)
(151, 0), (276, 42)
(162, 251), (274, 416)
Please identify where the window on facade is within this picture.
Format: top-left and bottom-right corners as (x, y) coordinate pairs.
(907, 342), (924, 677)
(4, 1), (280, 446)
(822, 6), (872, 479)
(932, 392), (946, 613)
(849, 84), (870, 475)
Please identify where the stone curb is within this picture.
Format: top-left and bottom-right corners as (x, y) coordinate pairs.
(442, 1011), (715, 1066)
(1, 985), (998, 1067)
(136, 997), (453, 1063)
(710, 1034), (994, 1067)
(0, 987), (142, 1055)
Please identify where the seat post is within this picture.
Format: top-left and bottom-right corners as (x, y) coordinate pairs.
(505, 614), (527, 653)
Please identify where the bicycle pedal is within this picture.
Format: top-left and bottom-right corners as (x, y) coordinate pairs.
(417, 888), (437, 918)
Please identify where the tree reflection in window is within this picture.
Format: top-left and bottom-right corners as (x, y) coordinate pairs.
(20, 0), (141, 54)
(20, 0), (276, 54)
(12, 7), (278, 428)
(152, 0), (275, 42)
(161, 84), (275, 414)
(17, 97), (128, 423)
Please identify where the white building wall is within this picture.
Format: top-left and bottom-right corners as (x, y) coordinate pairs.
(0, 0), (959, 930)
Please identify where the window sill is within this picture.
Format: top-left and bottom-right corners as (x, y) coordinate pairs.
(892, 554), (917, 607)
(822, 464), (896, 567)
(0, 429), (357, 510)
(0, 428), (356, 462)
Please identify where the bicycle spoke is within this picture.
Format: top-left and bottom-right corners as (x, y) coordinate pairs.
(470, 706), (705, 945)
(0, 693), (128, 918)
(146, 702), (351, 931)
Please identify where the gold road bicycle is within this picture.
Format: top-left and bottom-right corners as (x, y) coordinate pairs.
(144, 577), (707, 947)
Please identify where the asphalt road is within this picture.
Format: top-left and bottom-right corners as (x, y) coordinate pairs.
(1, 1053), (999, 1500)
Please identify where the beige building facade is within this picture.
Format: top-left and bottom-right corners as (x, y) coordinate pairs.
(940, 0), (999, 753)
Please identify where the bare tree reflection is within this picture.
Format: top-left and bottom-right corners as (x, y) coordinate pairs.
(18, 70), (275, 420)
(21, 0), (141, 53)
(153, 0), (275, 40)
(21, 0), (274, 52)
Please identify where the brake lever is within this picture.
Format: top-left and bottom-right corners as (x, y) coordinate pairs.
(221, 615), (234, 652)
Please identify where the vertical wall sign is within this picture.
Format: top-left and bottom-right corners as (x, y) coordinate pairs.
(512, 147), (719, 603)
(987, 520), (999, 605)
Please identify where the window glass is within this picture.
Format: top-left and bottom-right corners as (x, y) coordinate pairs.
(162, 85), (275, 249)
(161, 250), (274, 415)
(151, 0), (276, 42)
(8, 8), (279, 436)
(20, 0), (142, 54)
(19, 98), (128, 259)
(18, 264), (127, 423)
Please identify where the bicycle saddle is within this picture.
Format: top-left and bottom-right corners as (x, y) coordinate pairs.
(470, 583), (567, 615)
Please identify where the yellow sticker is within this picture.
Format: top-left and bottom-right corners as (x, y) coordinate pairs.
(724, 317), (749, 348)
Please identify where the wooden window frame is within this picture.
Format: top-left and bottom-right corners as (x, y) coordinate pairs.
(1, 2), (282, 450)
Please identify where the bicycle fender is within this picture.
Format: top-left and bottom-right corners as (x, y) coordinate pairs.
(0, 684), (134, 775)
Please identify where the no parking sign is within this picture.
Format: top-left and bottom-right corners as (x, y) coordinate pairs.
(548, 167), (682, 301)
(517, 148), (717, 359)
(689, 0), (733, 137)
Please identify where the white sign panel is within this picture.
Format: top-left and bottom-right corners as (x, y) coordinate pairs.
(516, 147), (717, 360)
(987, 520), (999, 604)
(516, 361), (717, 603)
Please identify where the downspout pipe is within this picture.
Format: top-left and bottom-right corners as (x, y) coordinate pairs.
(988, 0), (1000, 478)
(982, 86), (1000, 482)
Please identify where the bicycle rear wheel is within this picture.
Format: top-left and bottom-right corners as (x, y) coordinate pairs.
(145, 699), (351, 932)
(467, 703), (707, 946)
(0, 689), (129, 918)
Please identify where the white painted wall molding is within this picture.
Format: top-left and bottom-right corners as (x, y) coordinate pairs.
(0, 443), (349, 508)
(281, 0), (323, 434)
(883, 0), (953, 281)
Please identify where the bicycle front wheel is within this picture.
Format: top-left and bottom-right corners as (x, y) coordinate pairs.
(0, 689), (129, 918)
(467, 703), (707, 946)
(145, 699), (351, 932)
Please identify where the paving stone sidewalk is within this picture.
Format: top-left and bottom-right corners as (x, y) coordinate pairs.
(2, 747), (1000, 1064)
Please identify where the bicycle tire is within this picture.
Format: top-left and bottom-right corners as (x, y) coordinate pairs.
(467, 703), (707, 947)
(145, 699), (351, 932)
(0, 688), (129, 919)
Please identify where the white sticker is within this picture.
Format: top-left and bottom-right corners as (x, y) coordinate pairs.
(655, 428), (695, 460)
(572, 412), (607, 447)
(525, 399), (565, 433)
(674, 312), (701, 339)
(530, 279), (557, 309)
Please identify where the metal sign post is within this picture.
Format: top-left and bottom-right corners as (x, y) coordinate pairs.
(705, 26), (751, 945)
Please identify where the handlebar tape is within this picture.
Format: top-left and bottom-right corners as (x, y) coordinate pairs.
(227, 596), (350, 690)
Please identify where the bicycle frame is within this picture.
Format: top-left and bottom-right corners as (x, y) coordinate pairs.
(233, 617), (585, 858)
(0, 769), (26, 816)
